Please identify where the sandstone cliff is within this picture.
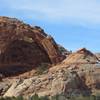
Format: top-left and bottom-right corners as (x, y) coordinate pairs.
(0, 16), (64, 77)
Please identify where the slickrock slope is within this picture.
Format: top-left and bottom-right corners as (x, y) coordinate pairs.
(2, 63), (100, 98)
(63, 48), (99, 64)
(3, 64), (91, 97)
(0, 16), (64, 77)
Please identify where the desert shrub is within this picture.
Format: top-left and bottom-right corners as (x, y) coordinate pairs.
(39, 96), (49, 100)
(51, 94), (67, 100)
(95, 93), (100, 100)
(30, 94), (39, 100)
(16, 96), (24, 100)
(0, 94), (99, 100)
(51, 93), (98, 100)
(0, 96), (24, 100)
(58, 46), (66, 53)
(0, 97), (15, 100)
(36, 63), (49, 75)
(30, 94), (49, 100)
(69, 94), (97, 100)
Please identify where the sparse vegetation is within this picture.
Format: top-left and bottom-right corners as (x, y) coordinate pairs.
(0, 96), (24, 100)
(36, 63), (50, 75)
(0, 94), (100, 100)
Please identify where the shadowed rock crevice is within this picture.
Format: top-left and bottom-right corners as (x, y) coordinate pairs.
(0, 40), (51, 77)
(0, 40), (51, 65)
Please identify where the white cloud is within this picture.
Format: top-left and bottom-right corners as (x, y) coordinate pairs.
(1, 0), (100, 25)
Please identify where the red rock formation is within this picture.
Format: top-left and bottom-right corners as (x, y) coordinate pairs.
(0, 16), (64, 76)
(63, 48), (99, 64)
(77, 48), (94, 55)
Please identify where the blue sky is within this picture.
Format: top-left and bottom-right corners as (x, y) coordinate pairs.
(0, 0), (100, 52)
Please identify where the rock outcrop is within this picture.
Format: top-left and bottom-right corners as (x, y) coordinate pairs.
(0, 16), (64, 77)
(95, 53), (100, 61)
(3, 63), (100, 98)
(63, 48), (99, 64)
(0, 46), (99, 98)
(58, 45), (71, 56)
(2, 48), (100, 97)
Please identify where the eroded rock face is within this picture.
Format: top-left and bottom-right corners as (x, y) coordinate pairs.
(0, 16), (64, 76)
(1, 63), (99, 98)
(63, 48), (99, 64)
(3, 64), (96, 98)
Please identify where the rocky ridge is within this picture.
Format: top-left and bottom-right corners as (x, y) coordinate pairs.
(63, 48), (99, 64)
